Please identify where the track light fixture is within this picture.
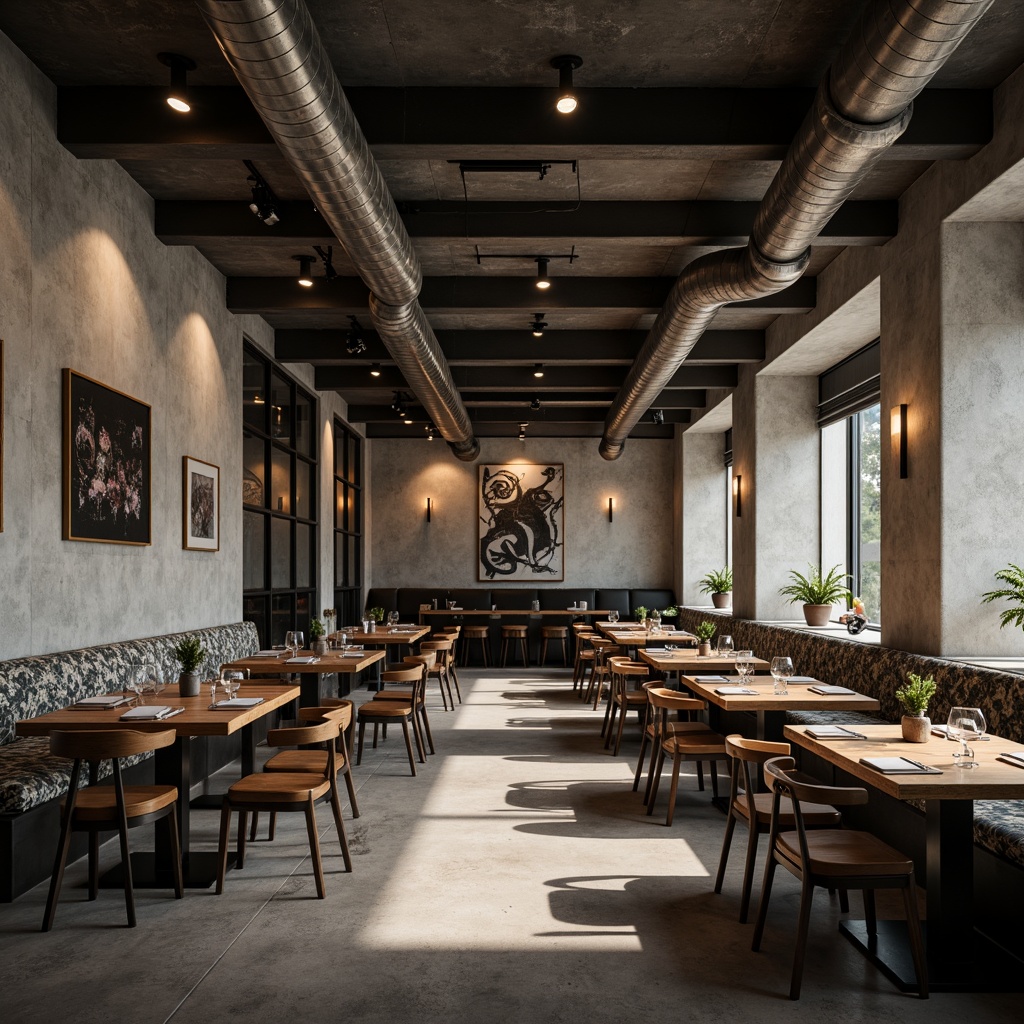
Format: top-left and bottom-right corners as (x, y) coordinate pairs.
(551, 55), (583, 114)
(518, 422), (528, 443)
(392, 391), (411, 418)
(533, 364), (545, 378)
(474, 248), (576, 290)
(244, 160), (280, 226)
(535, 257), (551, 290)
(370, 363), (381, 377)
(425, 426), (435, 441)
(346, 316), (366, 355)
(531, 398), (542, 411)
(531, 313), (548, 337)
(652, 409), (665, 426)
(158, 52), (196, 113)
(292, 254), (313, 287)
(313, 245), (338, 281)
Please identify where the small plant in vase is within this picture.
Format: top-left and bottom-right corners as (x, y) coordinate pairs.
(633, 606), (648, 627)
(895, 672), (937, 743)
(309, 617), (328, 655)
(694, 620), (717, 657)
(699, 567), (733, 609)
(171, 634), (209, 698)
(779, 563), (852, 627)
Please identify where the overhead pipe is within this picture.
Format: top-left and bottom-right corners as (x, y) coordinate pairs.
(600, 0), (993, 459)
(197, 0), (479, 461)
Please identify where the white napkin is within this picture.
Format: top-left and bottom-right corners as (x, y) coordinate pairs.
(715, 686), (757, 695)
(251, 650), (281, 658)
(285, 656), (318, 665)
(210, 697), (264, 709)
(120, 705), (182, 720)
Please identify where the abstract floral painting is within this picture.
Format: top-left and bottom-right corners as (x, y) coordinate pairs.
(63, 369), (151, 545)
(183, 455), (220, 551)
(478, 463), (564, 581)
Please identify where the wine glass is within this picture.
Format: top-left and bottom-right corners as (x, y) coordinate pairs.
(125, 664), (146, 705)
(770, 656), (794, 695)
(388, 610), (399, 627)
(140, 662), (160, 703)
(608, 609), (619, 625)
(735, 650), (753, 684)
(220, 669), (245, 702)
(717, 635), (734, 658)
(948, 706), (985, 768)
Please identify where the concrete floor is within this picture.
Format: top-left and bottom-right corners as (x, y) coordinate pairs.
(0, 668), (1017, 1023)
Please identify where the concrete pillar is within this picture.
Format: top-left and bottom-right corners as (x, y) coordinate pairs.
(678, 431), (728, 605)
(881, 220), (1024, 656)
(733, 373), (820, 620)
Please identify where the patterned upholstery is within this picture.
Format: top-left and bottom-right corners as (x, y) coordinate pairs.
(0, 622), (259, 812)
(678, 608), (1024, 868)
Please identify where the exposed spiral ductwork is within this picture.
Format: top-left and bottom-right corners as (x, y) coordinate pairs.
(197, 0), (479, 462)
(599, 0), (993, 460)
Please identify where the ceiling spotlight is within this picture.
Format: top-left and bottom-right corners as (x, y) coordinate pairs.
(426, 426), (435, 441)
(345, 316), (366, 355)
(518, 422), (528, 442)
(535, 257), (551, 290)
(245, 161), (280, 226)
(314, 244), (338, 281)
(404, 417), (414, 425)
(292, 254), (314, 287)
(551, 55), (583, 115)
(158, 52), (196, 113)
(531, 313), (547, 338)
(652, 409), (665, 425)
(533, 363), (545, 378)
(531, 398), (542, 411)
(369, 363), (381, 377)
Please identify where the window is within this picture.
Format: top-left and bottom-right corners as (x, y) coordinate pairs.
(242, 344), (317, 647)
(333, 417), (363, 624)
(724, 428), (734, 568)
(852, 405), (881, 623)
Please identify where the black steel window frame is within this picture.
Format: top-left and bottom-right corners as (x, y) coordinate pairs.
(333, 416), (363, 625)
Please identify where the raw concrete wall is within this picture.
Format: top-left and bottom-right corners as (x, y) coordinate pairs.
(367, 437), (674, 590)
(679, 431), (728, 605)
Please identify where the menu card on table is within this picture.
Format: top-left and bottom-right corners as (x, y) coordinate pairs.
(120, 705), (184, 721)
(859, 756), (942, 775)
(210, 697), (265, 710)
(71, 695), (132, 709)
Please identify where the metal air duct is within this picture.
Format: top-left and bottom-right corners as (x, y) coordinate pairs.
(599, 0), (993, 459)
(197, 0), (479, 461)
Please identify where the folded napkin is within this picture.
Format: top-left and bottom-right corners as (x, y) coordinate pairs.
(285, 656), (319, 665)
(251, 650), (282, 658)
(931, 724), (990, 740)
(997, 751), (1024, 769)
(210, 697), (264, 709)
(807, 725), (866, 739)
(788, 676), (817, 683)
(808, 685), (855, 695)
(859, 756), (942, 775)
(72, 695), (132, 709)
(693, 675), (728, 682)
(715, 686), (757, 695)
(396, 623), (418, 628)
(120, 705), (183, 720)
(341, 651), (368, 657)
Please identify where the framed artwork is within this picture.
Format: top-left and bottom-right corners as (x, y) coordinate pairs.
(62, 369), (151, 545)
(183, 455), (220, 551)
(478, 463), (564, 581)
(0, 340), (4, 534)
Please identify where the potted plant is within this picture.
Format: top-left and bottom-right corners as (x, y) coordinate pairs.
(309, 617), (328, 655)
(694, 620), (717, 657)
(779, 564), (852, 627)
(171, 634), (209, 698)
(365, 606), (385, 633)
(895, 672), (937, 743)
(981, 564), (1024, 631)
(661, 605), (678, 621)
(633, 605), (648, 626)
(699, 567), (733, 609)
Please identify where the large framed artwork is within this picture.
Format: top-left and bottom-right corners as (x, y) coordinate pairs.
(478, 463), (564, 581)
(0, 340), (4, 534)
(183, 455), (220, 551)
(62, 369), (151, 545)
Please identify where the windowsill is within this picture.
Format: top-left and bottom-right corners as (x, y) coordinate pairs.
(946, 656), (1024, 676)
(685, 607), (881, 645)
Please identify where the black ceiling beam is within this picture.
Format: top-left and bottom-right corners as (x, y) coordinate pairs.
(456, 390), (705, 408)
(58, 87), (990, 160)
(228, 276), (815, 315)
(274, 328), (765, 366)
(351, 405), (693, 424)
(365, 422), (674, 439)
(155, 199), (895, 246)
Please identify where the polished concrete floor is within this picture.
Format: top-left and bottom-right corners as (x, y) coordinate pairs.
(0, 668), (1017, 1023)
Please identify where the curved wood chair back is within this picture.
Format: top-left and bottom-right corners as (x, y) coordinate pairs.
(298, 702), (354, 732)
(267, 717), (340, 750)
(381, 665), (425, 684)
(763, 756), (867, 807)
(50, 728), (177, 761)
(646, 688), (705, 713)
(422, 638), (453, 652)
(403, 651), (437, 670)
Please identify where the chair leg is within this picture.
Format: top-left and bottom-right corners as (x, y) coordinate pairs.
(739, 819), (761, 924)
(167, 811), (184, 899)
(113, 777), (136, 928)
(356, 720), (366, 765)
(696, 761), (705, 791)
(864, 888), (877, 936)
(418, 704), (436, 754)
(633, 729), (650, 792)
(714, 811), (738, 896)
(644, 741), (663, 807)
(400, 717), (417, 776)
(342, 758), (360, 817)
(216, 800), (232, 894)
(42, 785), (79, 932)
(237, 810), (249, 869)
(88, 831), (100, 901)
(902, 881), (929, 999)
(709, 760), (720, 799)
(410, 708), (427, 763)
(448, 660), (462, 703)
(789, 877), (816, 1000)
(751, 853), (778, 952)
(269, 812), (277, 841)
(249, 810), (260, 842)
(664, 753), (683, 827)
(329, 781), (353, 872)
(304, 796), (326, 898)
(612, 702), (630, 756)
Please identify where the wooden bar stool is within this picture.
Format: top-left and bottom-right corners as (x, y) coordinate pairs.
(462, 625), (491, 667)
(500, 625), (529, 667)
(539, 626), (569, 667)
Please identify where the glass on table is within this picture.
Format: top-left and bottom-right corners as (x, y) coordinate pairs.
(220, 669), (245, 702)
(947, 706), (985, 768)
(125, 664), (147, 705)
(770, 656), (794, 695)
(735, 650), (754, 683)
(608, 609), (619, 624)
(717, 635), (734, 657)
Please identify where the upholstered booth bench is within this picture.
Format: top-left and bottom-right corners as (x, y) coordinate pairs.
(0, 622), (259, 901)
(676, 608), (1024, 923)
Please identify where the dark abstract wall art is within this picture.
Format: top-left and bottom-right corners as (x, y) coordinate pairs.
(62, 369), (151, 545)
(183, 455), (220, 551)
(478, 463), (564, 581)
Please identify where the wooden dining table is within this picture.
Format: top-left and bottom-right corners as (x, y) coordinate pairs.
(224, 648), (387, 703)
(785, 723), (1024, 991)
(638, 650), (770, 677)
(17, 681), (299, 888)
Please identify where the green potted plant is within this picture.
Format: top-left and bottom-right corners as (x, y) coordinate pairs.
(895, 672), (937, 743)
(633, 605), (648, 625)
(779, 563), (852, 627)
(365, 606), (385, 633)
(981, 564), (1024, 631)
(171, 634), (209, 698)
(309, 617), (328, 655)
(661, 605), (678, 622)
(694, 620), (717, 657)
(699, 567), (733, 609)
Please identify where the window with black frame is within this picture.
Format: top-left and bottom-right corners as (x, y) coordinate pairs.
(242, 343), (317, 648)
(333, 417), (363, 625)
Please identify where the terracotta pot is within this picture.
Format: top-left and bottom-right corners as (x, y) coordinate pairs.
(698, 642), (712, 657)
(711, 592), (732, 609)
(802, 604), (833, 627)
(902, 714), (931, 743)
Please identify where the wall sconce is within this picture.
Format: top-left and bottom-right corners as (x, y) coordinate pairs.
(607, 497), (614, 523)
(733, 474), (742, 518)
(426, 498), (432, 523)
(891, 403), (908, 479)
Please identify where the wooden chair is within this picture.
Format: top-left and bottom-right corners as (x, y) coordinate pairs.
(217, 718), (351, 899)
(500, 625), (529, 667)
(645, 688), (728, 826)
(751, 757), (927, 1000)
(603, 658), (650, 755)
(462, 625), (491, 666)
(585, 640), (623, 708)
(248, 701), (361, 842)
(43, 728), (182, 930)
(572, 630), (598, 693)
(431, 631), (463, 703)
(382, 657), (435, 754)
(420, 639), (456, 709)
(356, 666), (426, 775)
(633, 682), (712, 796)
(714, 736), (841, 923)
(539, 626), (569, 667)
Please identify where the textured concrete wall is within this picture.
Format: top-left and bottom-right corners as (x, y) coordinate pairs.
(679, 432), (728, 605)
(367, 437), (674, 589)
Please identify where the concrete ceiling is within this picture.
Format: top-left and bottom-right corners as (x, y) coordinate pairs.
(2, 0), (1022, 440)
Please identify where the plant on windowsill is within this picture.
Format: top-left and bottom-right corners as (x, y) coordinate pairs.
(779, 564), (852, 627)
(309, 617), (328, 655)
(895, 672), (937, 743)
(981, 564), (1024, 632)
(698, 566), (733, 609)
(694, 620), (717, 657)
(171, 634), (209, 698)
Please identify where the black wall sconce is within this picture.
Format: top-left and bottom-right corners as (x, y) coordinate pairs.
(426, 497), (432, 523)
(891, 403), (908, 478)
(733, 475), (742, 518)
(607, 497), (614, 523)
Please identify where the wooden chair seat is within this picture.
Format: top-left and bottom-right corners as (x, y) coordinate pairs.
(358, 701), (412, 718)
(66, 785), (178, 821)
(735, 791), (840, 827)
(775, 829), (915, 877)
(227, 772), (331, 804)
(357, 666), (426, 775)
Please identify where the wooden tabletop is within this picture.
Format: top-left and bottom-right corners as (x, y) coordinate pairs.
(785, 723), (1024, 800)
(331, 627), (429, 644)
(226, 649), (386, 674)
(684, 675), (879, 714)
(419, 608), (611, 618)
(598, 625), (696, 643)
(638, 650), (770, 673)
(16, 682), (300, 738)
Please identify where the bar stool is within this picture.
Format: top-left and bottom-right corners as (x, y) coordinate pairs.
(500, 625), (529, 667)
(539, 626), (569, 667)
(462, 625), (491, 667)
